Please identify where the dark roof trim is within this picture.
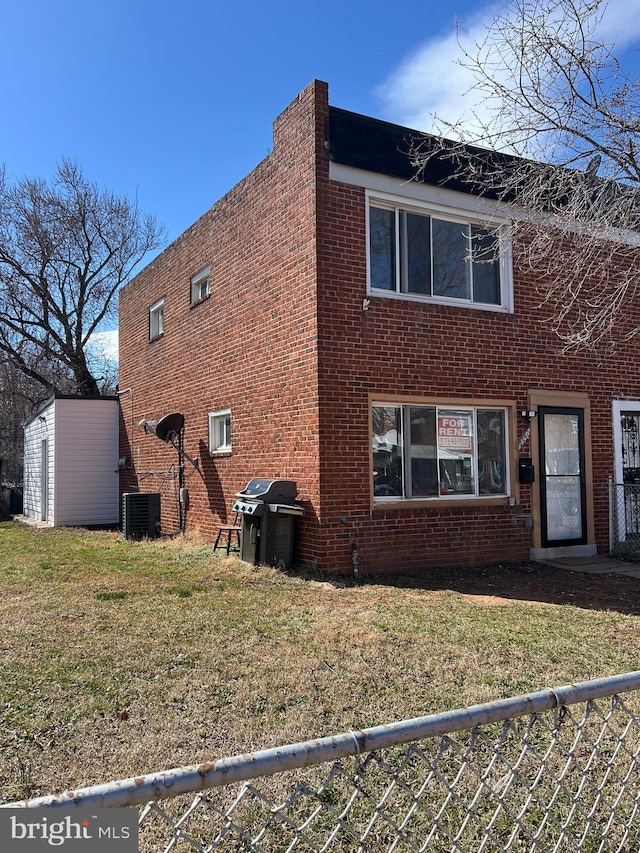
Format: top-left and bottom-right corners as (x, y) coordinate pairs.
(328, 106), (515, 200)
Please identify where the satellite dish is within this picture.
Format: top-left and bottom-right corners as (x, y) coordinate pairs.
(155, 412), (185, 443)
(144, 410), (198, 471)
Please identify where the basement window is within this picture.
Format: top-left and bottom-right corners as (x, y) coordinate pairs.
(149, 298), (165, 341)
(209, 409), (232, 454)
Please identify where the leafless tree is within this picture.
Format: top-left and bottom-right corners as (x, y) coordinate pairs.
(0, 159), (164, 395)
(411, 0), (640, 351)
(0, 359), (41, 491)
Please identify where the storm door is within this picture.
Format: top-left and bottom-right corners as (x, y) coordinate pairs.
(619, 411), (640, 537)
(539, 407), (587, 547)
(40, 438), (48, 523)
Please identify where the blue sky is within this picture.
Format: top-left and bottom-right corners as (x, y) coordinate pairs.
(2, 0), (639, 357)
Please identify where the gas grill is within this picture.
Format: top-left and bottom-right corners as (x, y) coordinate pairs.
(232, 479), (304, 568)
(233, 478), (300, 516)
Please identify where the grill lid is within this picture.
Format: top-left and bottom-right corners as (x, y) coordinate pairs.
(235, 479), (298, 504)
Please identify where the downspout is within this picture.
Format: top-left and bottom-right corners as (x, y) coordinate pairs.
(116, 388), (134, 466)
(351, 539), (360, 580)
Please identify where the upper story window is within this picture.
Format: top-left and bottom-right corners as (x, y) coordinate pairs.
(149, 298), (164, 341)
(372, 401), (510, 502)
(209, 408), (232, 454)
(191, 267), (210, 306)
(368, 197), (512, 311)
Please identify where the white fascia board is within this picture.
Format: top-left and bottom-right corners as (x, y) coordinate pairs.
(329, 162), (508, 222)
(330, 161), (640, 248)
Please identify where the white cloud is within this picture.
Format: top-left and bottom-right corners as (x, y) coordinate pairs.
(376, 0), (640, 137)
(375, 6), (502, 134)
(598, 0), (640, 50)
(89, 329), (119, 364)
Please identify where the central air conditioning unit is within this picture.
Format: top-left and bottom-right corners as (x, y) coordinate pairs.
(122, 492), (161, 540)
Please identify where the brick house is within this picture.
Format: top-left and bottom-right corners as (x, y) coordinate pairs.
(118, 79), (640, 575)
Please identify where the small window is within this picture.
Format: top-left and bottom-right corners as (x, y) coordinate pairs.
(191, 267), (210, 305)
(209, 409), (232, 454)
(149, 298), (164, 341)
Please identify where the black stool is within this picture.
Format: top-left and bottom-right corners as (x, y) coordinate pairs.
(213, 512), (241, 555)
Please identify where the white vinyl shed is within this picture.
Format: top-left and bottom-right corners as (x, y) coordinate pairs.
(23, 395), (119, 527)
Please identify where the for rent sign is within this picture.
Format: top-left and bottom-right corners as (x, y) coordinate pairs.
(438, 412), (472, 452)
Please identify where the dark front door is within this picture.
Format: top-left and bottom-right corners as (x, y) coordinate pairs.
(539, 407), (587, 547)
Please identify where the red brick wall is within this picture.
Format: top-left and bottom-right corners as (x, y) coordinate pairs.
(119, 79), (640, 576)
(119, 81), (327, 542)
(313, 169), (640, 574)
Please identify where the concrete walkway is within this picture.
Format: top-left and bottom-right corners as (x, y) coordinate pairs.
(11, 514), (50, 529)
(540, 555), (640, 579)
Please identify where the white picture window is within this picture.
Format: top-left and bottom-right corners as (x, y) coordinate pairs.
(149, 298), (164, 341)
(209, 409), (232, 453)
(191, 267), (210, 305)
(372, 402), (509, 501)
(368, 197), (512, 310)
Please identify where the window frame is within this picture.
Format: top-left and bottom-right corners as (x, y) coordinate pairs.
(149, 298), (165, 341)
(370, 395), (517, 508)
(190, 267), (211, 306)
(367, 191), (513, 312)
(208, 408), (232, 455)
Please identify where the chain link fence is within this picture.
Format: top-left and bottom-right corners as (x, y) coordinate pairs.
(4, 672), (640, 852)
(609, 480), (640, 560)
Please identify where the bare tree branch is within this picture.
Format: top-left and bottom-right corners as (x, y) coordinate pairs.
(0, 159), (165, 395)
(410, 0), (640, 351)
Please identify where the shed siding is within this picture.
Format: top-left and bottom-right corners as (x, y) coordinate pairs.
(53, 399), (119, 525)
(23, 397), (119, 527)
(23, 401), (55, 523)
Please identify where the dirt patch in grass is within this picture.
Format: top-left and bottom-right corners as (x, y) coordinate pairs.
(460, 593), (524, 606)
(369, 560), (640, 615)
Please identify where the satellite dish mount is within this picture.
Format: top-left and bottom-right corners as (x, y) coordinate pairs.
(155, 412), (199, 470)
(145, 412), (199, 534)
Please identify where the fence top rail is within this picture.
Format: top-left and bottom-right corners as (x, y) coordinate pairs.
(5, 670), (640, 810)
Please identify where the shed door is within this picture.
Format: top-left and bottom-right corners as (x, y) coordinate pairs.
(539, 407), (587, 547)
(40, 438), (48, 522)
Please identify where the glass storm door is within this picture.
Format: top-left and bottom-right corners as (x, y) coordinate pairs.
(539, 407), (587, 547)
(620, 411), (640, 537)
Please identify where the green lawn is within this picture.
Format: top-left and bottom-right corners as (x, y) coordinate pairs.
(1, 521), (639, 804)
